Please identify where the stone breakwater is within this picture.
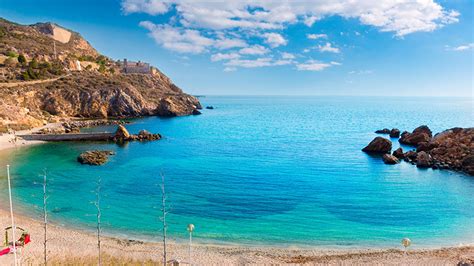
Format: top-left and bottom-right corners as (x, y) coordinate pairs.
(19, 125), (161, 143)
(363, 126), (474, 176)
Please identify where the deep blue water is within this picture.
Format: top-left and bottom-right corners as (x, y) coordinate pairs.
(0, 96), (473, 248)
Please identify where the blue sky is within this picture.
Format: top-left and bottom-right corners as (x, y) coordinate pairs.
(0, 0), (472, 96)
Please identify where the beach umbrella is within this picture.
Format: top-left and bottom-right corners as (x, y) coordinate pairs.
(187, 224), (195, 265)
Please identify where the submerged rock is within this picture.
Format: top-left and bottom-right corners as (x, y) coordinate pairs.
(78, 150), (114, 166)
(206, 106), (214, 110)
(362, 137), (392, 154)
(382, 154), (400, 164)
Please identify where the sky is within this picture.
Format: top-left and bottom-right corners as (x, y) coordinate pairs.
(0, 0), (472, 97)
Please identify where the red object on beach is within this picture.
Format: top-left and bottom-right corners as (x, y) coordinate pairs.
(0, 247), (11, 256)
(0, 228), (31, 256)
(23, 234), (30, 245)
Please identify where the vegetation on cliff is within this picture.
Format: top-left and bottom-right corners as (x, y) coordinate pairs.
(0, 18), (201, 131)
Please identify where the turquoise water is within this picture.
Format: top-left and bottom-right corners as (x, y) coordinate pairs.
(1, 96), (473, 248)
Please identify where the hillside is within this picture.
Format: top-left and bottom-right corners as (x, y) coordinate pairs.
(0, 18), (201, 131)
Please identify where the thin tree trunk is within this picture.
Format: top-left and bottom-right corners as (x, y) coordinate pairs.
(160, 173), (167, 266)
(43, 172), (48, 266)
(95, 178), (102, 266)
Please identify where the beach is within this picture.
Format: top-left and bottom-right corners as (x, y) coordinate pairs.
(0, 208), (472, 265)
(0, 124), (59, 152)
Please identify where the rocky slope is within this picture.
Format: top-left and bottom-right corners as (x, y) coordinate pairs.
(0, 18), (201, 131)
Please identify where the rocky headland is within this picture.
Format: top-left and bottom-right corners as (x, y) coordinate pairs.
(364, 125), (474, 176)
(0, 18), (201, 132)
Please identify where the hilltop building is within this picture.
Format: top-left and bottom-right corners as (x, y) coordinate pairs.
(117, 59), (152, 74)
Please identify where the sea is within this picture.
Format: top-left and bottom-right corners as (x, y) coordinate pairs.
(0, 96), (473, 248)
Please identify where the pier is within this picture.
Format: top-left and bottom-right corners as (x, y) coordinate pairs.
(19, 132), (114, 141)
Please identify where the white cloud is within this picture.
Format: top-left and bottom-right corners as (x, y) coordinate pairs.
(274, 59), (293, 66)
(239, 45), (269, 55)
(211, 52), (240, 62)
(139, 21), (213, 53)
(349, 70), (373, 74)
(131, 1), (460, 70)
(124, 0), (459, 36)
(122, 0), (168, 15)
(224, 57), (295, 68)
(303, 15), (320, 27)
(307, 33), (327, 40)
(296, 60), (333, 71)
(318, 42), (340, 53)
(225, 58), (273, 68)
(262, 32), (287, 48)
(281, 52), (295, 59)
(223, 67), (237, 72)
(214, 38), (248, 50)
(447, 43), (474, 52)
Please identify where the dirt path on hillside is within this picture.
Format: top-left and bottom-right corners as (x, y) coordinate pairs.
(0, 74), (71, 88)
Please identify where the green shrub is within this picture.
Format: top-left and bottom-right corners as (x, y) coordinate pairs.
(21, 71), (30, 80)
(39, 61), (52, 69)
(98, 64), (106, 73)
(18, 54), (26, 65)
(27, 67), (38, 79)
(6, 51), (18, 58)
(28, 58), (38, 69)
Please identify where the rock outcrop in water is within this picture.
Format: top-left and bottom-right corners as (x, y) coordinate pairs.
(375, 128), (390, 134)
(362, 137), (392, 154)
(389, 128), (400, 138)
(367, 126), (474, 176)
(112, 125), (161, 142)
(392, 147), (404, 159)
(399, 125), (432, 146)
(77, 150), (114, 165)
(382, 154), (399, 164)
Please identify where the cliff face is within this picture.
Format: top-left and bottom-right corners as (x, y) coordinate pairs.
(0, 18), (201, 131)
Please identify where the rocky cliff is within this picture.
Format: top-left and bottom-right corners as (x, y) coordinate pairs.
(0, 18), (201, 131)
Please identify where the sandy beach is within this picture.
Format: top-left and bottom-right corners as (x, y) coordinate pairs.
(0, 207), (471, 265)
(0, 124), (59, 152)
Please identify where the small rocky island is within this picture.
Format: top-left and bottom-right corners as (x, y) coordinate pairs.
(77, 125), (161, 166)
(363, 126), (474, 176)
(78, 150), (114, 166)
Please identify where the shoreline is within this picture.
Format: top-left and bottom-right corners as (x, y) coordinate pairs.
(0, 208), (472, 264)
(0, 123), (62, 152)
